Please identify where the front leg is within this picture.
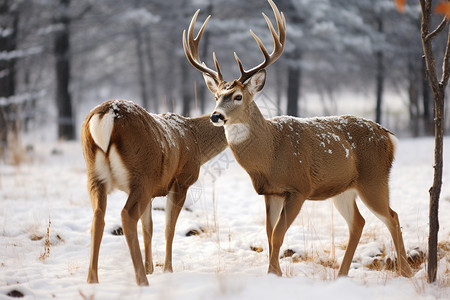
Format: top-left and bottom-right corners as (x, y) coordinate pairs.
(163, 184), (188, 272)
(268, 193), (305, 276)
(264, 195), (284, 259)
(141, 201), (154, 274)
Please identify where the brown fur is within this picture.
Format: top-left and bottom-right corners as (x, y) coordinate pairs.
(81, 100), (227, 285)
(208, 75), (413, 278)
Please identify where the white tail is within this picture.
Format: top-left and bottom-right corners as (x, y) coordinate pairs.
(184, 0), (413, 278)
(81, 100), (227, 285)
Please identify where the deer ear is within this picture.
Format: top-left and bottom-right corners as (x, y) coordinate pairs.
(246, 70), (266, 95)
(203, 73), (219, 94)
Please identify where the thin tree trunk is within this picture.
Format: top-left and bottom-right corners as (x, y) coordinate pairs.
(375, 17), (384, 125)
(144, 30), (159, 113)
(0, 1), (18, 146)
(54, 0), (74, 140)
(286, 49), (301, 117)
(135, 27), (149, 110)
(419, 0), (449, 283)
(408, 56), (420, 137)
(181, 57), (191, 117)
(422, 58), (434, 134)
(275, 64), (283, 115)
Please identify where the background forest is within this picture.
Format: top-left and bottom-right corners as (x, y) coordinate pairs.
(1, 1), (450, 298)
(1, 0), (450, 148)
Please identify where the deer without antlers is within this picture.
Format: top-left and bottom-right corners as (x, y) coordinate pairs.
(184, 0), (413, 278)
(81, 100), (227, 285)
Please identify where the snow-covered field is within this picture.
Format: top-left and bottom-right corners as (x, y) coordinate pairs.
(0, 136), (449, 299)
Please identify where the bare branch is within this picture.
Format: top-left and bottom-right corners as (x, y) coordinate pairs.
(420, 0), (440, 91)
(426, 17), (448, 41)
(441, 26), (450, 87)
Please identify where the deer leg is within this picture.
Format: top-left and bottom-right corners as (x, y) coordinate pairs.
(163, 184), (188, 273)
(268, 193), (305, 276)
(141, 201), (154, 275)
(87, 182), (107, 284)
(358, 183), (413, 278)
(121, 189), (151, 286)
(264, 195), (284, 258)
(332, 190), (365, 277)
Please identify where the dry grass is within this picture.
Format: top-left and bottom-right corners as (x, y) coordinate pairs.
(281, 248), (339, 271)
(2, 114), (29, 166)
(38, 217), (51, 261)
(250, 245), (264, 253)
(6, 131), (26, 165)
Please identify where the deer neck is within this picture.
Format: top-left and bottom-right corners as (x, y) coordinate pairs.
(225, 101), (274, 172)
(189, 114), (228, 165)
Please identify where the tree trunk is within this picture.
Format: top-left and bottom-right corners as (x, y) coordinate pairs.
(428, 91), (444, 283)
(419, 0), (449, 283)
(375, 17), (384, 125)
(181, 57), (191, 117)
(0, 0), (18, 147)
(408, 54), (420, 137)
(275, 64), (283, 115)
(135, 26), (149, 110)
(422, 58), (434, 135)
(286, 49), (301, 117)
(54, 0), (75, 140)
(145, 30), (159, 113)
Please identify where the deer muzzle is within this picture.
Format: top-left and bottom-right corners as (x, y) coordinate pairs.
(210, 112), (225, 126)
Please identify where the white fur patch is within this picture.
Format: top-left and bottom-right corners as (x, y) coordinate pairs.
(89, 110), (115, 152)
(388, 133), (398, 157)
(212, 119), (225, 127)
(94, 150), (112, 193)
(332, 189), (357, 229)
(224, 123), (250, 144)
(267, 195), (284, 227)
(109, 145), (130, 193)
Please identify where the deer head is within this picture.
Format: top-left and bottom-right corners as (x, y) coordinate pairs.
(183, 0), (286, 126)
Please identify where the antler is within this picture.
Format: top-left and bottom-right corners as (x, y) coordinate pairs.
(235, 0), (286, 84)
(183, 10), (223, 84)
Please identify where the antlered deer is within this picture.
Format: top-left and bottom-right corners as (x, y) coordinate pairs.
(183, 0), (413, 278)
(81, 100), (227, 285)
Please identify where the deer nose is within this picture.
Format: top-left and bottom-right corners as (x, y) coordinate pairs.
(210, 112), (224, 123)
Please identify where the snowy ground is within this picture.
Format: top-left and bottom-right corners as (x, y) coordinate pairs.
(0, 137), (449, 299)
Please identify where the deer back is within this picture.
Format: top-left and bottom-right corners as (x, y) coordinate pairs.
(81, 100), (223, 198)
(228, 114), (396, 200)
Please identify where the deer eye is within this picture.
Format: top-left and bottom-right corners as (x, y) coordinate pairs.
(234, 95), (242, 101)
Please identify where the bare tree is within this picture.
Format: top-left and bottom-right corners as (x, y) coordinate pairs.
(418, 0), (449, 283)
(53, 0), (74, 140)
(0, 0), (19, 148)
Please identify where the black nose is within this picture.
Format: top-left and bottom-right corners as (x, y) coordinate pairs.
(210, 112), (224, 123)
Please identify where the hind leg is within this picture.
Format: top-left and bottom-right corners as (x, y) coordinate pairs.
(87, 181), (107, 284)
(332, 189), (365, 276)
(121, 188), (151, 286)
(141, 201), (154, 275)
(358, 182), (413, 277)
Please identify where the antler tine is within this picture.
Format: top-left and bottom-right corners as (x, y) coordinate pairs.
(237, 0), (286, 84)
(183, 9), (222, 83)
(213, 52), (223, 82)
(268, 0), (286, 45)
